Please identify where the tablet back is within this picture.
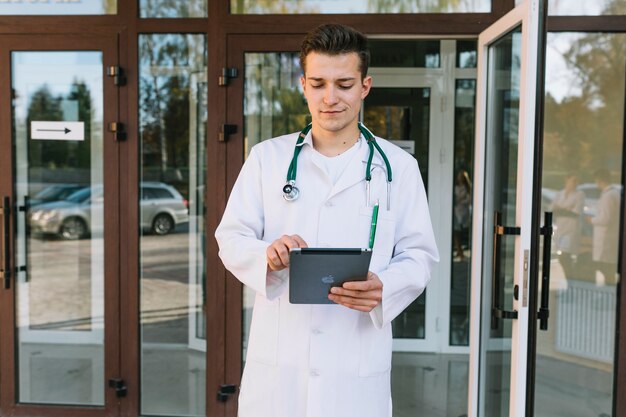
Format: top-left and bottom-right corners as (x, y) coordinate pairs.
(289, 248), (372, 304)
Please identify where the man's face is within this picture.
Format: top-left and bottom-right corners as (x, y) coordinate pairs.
(300, 52), (372, 137)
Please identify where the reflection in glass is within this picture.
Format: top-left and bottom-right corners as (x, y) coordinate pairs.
(139, 34), (207, 417)
(534, 32), (625, 417)
(450, 79), (475, 347)
(456, 40), (478, 68)
(479, 27), (521, 417)
(370, 40), (440, 68)
(12, 51), (104, 405)
(140, 0), (207, 18)
(231, 0), (490, 14)
(242, 52), (307, 359)
(0, 0), (116, 15)
(549, 0), (626, 16)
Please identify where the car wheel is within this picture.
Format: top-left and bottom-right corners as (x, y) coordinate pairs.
(152, 214), (174, 235)
(60, 217), (88, 240)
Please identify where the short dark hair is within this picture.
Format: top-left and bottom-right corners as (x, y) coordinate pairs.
(300, 24), (370, 79)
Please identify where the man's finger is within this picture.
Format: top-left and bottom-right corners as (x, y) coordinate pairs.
(292, 234), (308, 248)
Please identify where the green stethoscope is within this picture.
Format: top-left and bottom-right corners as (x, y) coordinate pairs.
(283, 122), (393, 209)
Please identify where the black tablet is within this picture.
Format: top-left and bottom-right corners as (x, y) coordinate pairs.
(288, 248), (372, 304)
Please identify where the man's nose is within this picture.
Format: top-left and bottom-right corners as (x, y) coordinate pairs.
(323, 86), (339, 105)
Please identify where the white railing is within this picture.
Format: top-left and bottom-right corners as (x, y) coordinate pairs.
(555, 279), (616, 363)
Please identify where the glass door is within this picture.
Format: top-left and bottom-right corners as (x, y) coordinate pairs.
(469, 1), (544, 416)
(0, 35), (120, 417)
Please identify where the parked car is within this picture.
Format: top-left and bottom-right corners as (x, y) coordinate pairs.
(29, 182), (189, 240)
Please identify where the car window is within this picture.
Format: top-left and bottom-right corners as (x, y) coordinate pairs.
(152, 188), (175, 199)
(66, 188), (91, 203)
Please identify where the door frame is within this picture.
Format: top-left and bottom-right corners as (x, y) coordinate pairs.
(0, 34), (121, 417)
(468, 1), (543, 416)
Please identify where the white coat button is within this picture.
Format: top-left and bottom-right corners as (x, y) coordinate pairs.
(310, 369), (320, 377)
(312, 328), (322, 335)
(325, 201), (333, 207)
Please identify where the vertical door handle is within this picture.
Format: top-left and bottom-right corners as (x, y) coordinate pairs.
(538, 212), (553, 330)
(1, 196), (11, 289)
(491, 211), (519, 329)
(17, 196), (30, 282)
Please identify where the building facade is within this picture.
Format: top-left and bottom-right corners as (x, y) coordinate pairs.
(0, 0), (624, 416)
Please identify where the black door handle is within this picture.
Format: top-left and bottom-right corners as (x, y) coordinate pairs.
(1, 196), (11, 289)
(17, 196), (30, 282)
(491, 211), (519, 329)
(538, 212), (553, 330)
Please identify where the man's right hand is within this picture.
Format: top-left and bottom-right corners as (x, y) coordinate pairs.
(266, 235), (308, 271)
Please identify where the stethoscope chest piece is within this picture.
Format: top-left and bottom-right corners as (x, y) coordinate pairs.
(283, 181), (300, 201)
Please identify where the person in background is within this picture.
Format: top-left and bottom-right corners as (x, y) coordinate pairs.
(453, 170), (471, 261)
(549, 173), (585, 278)
(215, 24), (438, 417)
(590, 169), (620, 285)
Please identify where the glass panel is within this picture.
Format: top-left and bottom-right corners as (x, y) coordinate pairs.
(13, 51), (104, 405)
(549, 0), (626, 16)
(364, 87), (430, 340)
(231, 0), (490, 14)
(242, 52), (306, 359)
(535, 32), (625, 417)
(139, 0), (207, 18)
(139, 33), (207, 417)
(0, 1), (116, 15)
(450, 79), (476, 346)
(370, 40), (440, 68)
(457, 40), (478, 68)
(479, 27), (522, 417)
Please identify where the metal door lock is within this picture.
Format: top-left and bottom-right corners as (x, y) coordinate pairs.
(217, 384), (237, 402)
(108, 378), (127, 398)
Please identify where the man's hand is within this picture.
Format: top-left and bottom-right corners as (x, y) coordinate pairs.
(328, 271), (383, 312)
(266, 235), (308, 271)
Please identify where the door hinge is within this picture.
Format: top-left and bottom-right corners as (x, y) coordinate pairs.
(219, 124), (237, 142)
(107, 66), (126, 86)
(217, 384), (237, 402)
(218, 67), (238, 86)
(108, 378), (127, 398)
(108, 122), (127, 141)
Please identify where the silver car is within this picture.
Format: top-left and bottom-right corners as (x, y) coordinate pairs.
(29, 182), (189, 239)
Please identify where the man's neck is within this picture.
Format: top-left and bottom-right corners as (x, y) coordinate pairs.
(311, 125), (361, 157)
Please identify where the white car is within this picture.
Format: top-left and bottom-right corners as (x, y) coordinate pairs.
(29, 182), (189, 240)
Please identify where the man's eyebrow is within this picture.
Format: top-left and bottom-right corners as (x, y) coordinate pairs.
(307, 77), (357, 82)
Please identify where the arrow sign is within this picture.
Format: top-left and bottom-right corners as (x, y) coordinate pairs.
(31, 121), (84, 141)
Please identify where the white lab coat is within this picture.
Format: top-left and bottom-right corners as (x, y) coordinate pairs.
(591, 186), (620, 263)
(215, 131), (439, 417)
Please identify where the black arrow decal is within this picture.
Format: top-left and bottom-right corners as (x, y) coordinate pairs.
(37, 128), (71, 134)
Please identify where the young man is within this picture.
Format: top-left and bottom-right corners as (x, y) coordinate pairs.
(215, 24), (438, 417)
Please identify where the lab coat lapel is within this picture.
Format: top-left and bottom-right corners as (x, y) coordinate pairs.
(327, 140), (384, 201)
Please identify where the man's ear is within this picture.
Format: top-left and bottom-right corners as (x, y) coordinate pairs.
(361, 75), (372, 99)
(300, 75), (306, 92)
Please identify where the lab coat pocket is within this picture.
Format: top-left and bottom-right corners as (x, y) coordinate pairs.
(358, 317), (392, 377)
(358, 207), (396, 273)
(246, 296), (280, 366)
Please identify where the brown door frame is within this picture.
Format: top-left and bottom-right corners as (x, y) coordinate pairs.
(0, 34), (121, 417)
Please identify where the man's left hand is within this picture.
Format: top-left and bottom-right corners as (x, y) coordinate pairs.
(328, 271), (383, 312)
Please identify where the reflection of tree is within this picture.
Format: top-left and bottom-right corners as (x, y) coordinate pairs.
(231, 0), (314, 13)
(141, 0), (206, 17)
(26, 81), (92, 170)
(245, 54), (309, 145)
(544, 27), (625, 185)
(368, 0), (470, 13)
(139, 34), (206, 198)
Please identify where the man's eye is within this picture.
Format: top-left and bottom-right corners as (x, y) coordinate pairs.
(310, 84), (323, 89)
(339, 84), (354, 90)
